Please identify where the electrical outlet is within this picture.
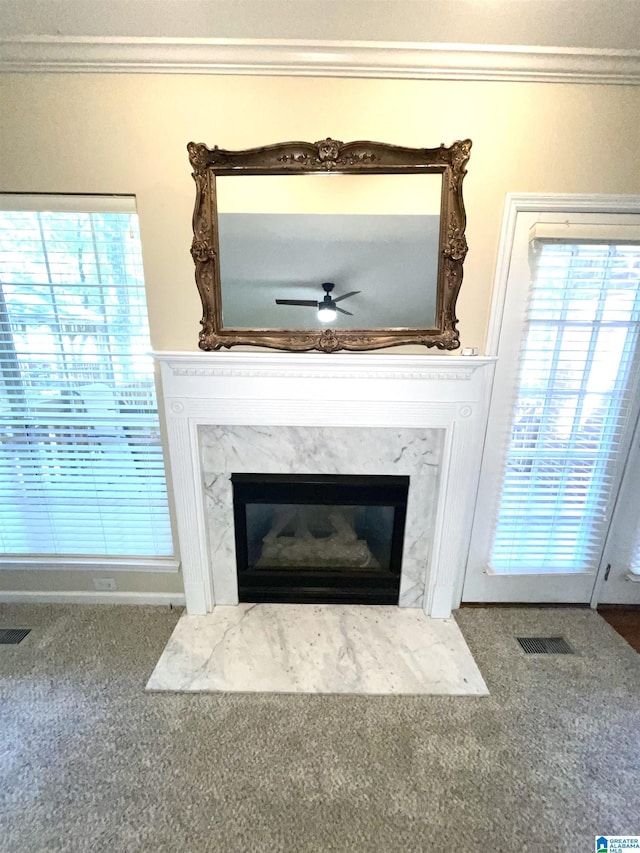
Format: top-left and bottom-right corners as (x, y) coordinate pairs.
(93, 577), (117, 592)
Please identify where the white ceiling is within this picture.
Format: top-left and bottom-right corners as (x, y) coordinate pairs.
(2, 0), (640, 50)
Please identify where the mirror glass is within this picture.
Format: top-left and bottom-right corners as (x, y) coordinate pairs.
(216, 173), (442, 330)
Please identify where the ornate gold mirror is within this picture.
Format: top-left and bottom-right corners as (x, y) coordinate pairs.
(188, 137), (471, 352)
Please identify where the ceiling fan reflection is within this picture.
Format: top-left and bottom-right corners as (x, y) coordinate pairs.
(275, 282), (360, 322)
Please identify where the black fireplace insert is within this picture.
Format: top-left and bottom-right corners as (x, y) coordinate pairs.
(231, 474), (409, 604)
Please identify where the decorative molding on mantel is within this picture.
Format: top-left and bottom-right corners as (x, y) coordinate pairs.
(2, 37), (640, 85)
(153, 351), (496, 383)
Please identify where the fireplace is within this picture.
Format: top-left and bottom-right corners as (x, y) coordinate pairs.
(232, 474), (409, 604)
(154, 351), (496, 617)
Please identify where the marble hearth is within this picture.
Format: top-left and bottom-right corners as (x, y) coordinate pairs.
(147, 604), (489, 695)
(154, 352), (496, 618)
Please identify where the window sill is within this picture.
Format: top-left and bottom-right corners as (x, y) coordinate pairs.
(0, 556), (181, 573)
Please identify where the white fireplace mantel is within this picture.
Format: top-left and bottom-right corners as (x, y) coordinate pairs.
(154, 351), (496, 618)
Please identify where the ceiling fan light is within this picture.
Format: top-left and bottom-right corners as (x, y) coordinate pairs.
(318, 304), (337, 322)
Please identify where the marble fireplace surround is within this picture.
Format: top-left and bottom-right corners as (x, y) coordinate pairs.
(200, 424), (442, 609)
(154, 352), (496, 618)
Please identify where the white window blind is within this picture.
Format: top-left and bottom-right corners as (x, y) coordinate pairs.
(0, 197), (174, 560)
(490, 238), (640, 573)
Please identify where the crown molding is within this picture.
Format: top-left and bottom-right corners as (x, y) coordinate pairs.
(1, 37), (640, 84)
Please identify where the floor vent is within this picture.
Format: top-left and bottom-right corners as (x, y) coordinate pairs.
(0, 629), (31, 645)
(516, 636), (573, 655)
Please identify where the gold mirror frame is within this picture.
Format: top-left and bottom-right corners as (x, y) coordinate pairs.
(188, 137), (471, 352)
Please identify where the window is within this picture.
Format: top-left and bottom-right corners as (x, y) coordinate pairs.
(490, 226), (640, 573)
(632, 533), (640, 577)
(0, 196), (174, 563)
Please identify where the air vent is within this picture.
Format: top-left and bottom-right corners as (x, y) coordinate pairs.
(516, 636), (573, 655)
(0, 628), (31, 645)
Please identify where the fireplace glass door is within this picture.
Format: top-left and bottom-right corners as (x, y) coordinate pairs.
(231, 474), (409, 604)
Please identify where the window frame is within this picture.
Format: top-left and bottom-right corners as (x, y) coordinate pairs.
(0, 193), (179, 573)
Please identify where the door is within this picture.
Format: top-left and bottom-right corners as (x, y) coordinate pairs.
(463, 201), (640, 605)
(596, 416), (640, 605)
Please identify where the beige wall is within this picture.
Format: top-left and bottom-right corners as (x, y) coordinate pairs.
(2, 74), (639, 355)
(1, 72), (639, 597)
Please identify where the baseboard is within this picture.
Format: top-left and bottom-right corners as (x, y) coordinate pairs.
(0, 590), (186, 606)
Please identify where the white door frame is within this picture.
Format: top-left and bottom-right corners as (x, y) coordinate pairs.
(463, 193), (640, 605)
(593, 409), (640, 606)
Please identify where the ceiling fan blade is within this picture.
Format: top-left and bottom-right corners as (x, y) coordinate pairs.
(336, 306), (353, 316)
(333, 290), (361, 304)
(275, 299), (318, 307)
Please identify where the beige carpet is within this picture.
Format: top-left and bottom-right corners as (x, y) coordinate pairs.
(0, 603), (638, 852)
